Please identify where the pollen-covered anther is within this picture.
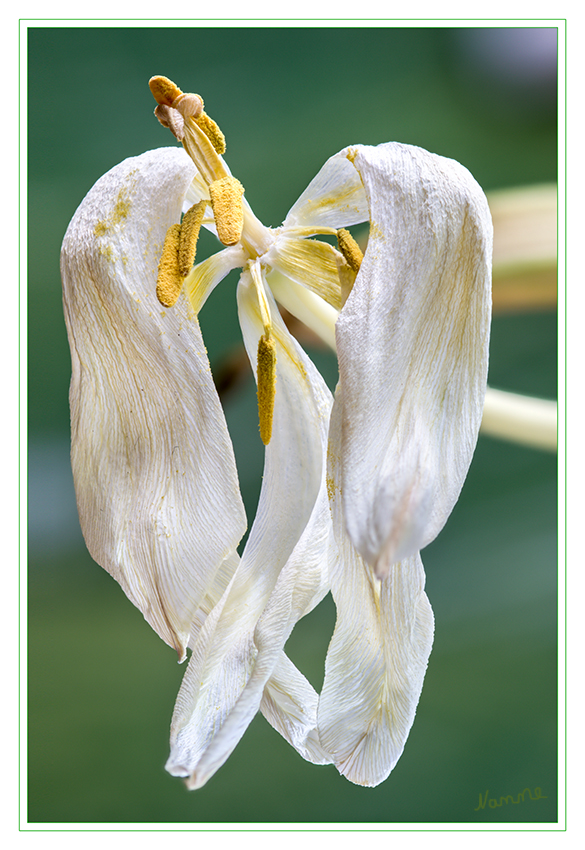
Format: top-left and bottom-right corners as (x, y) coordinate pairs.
(149, 75), (183, 106)
(154, 104), (185, 140)
(171, 93), (204, 121)
(178, 201), (206, 277)
(209, 177), (245, 246)
(337, 228), (364, 273)
(195, 112), (226, 155)
(257, 333), (277, 446)
(156, 223), (183, 307)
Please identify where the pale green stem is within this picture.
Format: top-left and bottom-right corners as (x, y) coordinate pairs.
(480, 388), (557, 451)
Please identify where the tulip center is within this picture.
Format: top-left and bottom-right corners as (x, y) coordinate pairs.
(150, 75), (272, 263)
(149, 75), (364, 447)
(151, 75), (288, 446)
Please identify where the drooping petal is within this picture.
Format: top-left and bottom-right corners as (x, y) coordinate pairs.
(61, 147), (247, 660)
(318, 392), (434, 786)
(183, 545), (331, 762)
(166, 265), (333, 788)
(260, 652), (330, 766)
(336, 142), (492, 576)
(283, 150), (369, 229)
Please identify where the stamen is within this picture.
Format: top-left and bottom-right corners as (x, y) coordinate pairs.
(149, 75), (183, 106)
(195, 112), (226, 155)
(337, 228), (364, 273)
(257, 334), (277, 446)
(156, 223), (183, 307)
(149, 76), (232, 189)
(154, 104), (184, 140)
(181, 120), (226, 186)
(178, 201), (206, 277)
(249, 259), (273, 332)
(209, 177), (245, 246)
(171, 93), (204, 121)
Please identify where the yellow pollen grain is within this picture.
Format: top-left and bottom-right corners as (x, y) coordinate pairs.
(257, 334), (277, 446)
(94, 220), (108, 237)
(112, 196), (131, 224)
(209, 176), (245, 246)
(337, 228), (364, 273)
(94, 187), (132, 237)
(178, 201), (206, 277)
(195, 111), (226, 155)
(326, 475), (338, 502)
(149, 75), (183, 106)
(156, 223), (183, 307)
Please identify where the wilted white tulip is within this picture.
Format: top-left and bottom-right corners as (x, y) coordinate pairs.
(61, 75), (494, 789)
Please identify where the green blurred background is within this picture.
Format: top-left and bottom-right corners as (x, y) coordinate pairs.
(27, 25), (558, 825)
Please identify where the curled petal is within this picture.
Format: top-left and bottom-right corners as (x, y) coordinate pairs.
(166, 267), (333, 788)
(61, 147), (246, 659)
(336, 142), (492, 575)
(261, 653), (331, 766)
(318, 393), (434, 786)
(319, 550), (434, 786)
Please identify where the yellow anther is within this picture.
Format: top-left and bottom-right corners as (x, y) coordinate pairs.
(149, 75), (183, 106)
(337, 228), (364, 273)
(257, 334), (277, 446)
(156, 223), (183, 307)
(209, 176), (245, 246)
(178, 201), (206, 277)
(195, 111), (226, 155)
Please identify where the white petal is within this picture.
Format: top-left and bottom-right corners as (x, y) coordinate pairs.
(261, 653), (331, 766)
(182, 170), (211, 208)
(265, 235), (343, 310)
(318, 393), (434, 786)
(283, 149), (369, 229)
(267, 269), (338, 352)
(61, 147), (247, 659)
(184, 243), (247, 314)
(336, 142), (492, 575)
(166, 267), (333, 787)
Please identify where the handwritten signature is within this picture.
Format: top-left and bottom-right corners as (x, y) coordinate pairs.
(475, 787), (547, 811)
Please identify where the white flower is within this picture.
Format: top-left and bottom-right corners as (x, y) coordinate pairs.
(61, 76), (493, 789)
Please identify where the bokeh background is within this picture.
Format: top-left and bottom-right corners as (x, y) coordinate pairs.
(27, 24), (558, 825)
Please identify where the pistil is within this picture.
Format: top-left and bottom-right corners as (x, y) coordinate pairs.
(150, 75), (272, 260)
